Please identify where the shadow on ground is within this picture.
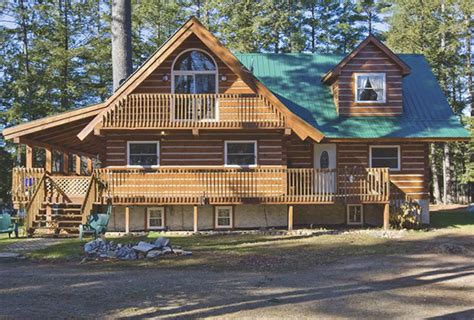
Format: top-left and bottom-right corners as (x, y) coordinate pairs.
(1, 231), (474, 318)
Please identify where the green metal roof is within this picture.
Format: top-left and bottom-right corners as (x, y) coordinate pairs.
(235, 53), (469, 139)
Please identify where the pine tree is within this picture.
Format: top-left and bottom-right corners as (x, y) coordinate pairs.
(386, 0), (472, 203)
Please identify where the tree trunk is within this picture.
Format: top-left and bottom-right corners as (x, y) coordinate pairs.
(60, 0), (69, 111)
(442, 143), (452, 204)
(430, 143), (441, 204)
(18, 0), (32, 111)
(111, 0), (133, 91)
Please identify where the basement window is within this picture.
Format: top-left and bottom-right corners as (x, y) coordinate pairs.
(369, 145), (400, 170)
(215, 206), (233, 229)
(355, 73), (386, 103)
(147, 207), (165, 230)
(127, 141), (160, 167)
(347, 204), (363, 225)
(225, 141), (257, 167)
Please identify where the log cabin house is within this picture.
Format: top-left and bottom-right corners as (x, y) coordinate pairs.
(3, 17), (469, 236)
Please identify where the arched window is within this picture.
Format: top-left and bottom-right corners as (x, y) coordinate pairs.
(172, 50), (217, 94)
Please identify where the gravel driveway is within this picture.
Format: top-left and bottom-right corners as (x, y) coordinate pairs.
(1, 251), (473, 319)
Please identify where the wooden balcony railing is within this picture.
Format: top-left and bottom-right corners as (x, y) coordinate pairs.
(101, 93), (286, 129)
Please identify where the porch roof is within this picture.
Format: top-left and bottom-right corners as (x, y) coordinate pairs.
(2, 103), (106, 157)
(235, 53), (470, 140)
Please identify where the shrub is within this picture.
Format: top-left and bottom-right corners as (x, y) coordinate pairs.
(390, 200), (421, 229)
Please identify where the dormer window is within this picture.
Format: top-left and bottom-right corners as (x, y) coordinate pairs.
(355, 73), (386, 103)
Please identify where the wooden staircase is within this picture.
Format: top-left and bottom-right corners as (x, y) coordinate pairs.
(31, 202), (83, 237)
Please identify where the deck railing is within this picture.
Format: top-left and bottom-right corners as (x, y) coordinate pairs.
(12, 167), (390, 218)
(101, 93), (286, 129)
(12, 167), (45, 206)
(93, 167), (390, 204)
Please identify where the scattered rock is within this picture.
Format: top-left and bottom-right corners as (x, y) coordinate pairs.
(146, 250), (162, 259)
(132, 241), (156, 253)
(83, 237), (191, 261)
(154, 237), (170, 249)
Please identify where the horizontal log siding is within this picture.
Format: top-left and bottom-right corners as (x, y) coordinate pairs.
(337, 43), (404, 116)
(132, 34), (253, 95)
(286, 134), (312, 168)
(104, 130), (285, 167)
(337, 142), (429, 200)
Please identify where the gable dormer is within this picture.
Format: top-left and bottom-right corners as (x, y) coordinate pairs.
(322, 35), (411, 116)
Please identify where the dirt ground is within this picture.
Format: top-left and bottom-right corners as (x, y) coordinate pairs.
(1, 229), (474, 319)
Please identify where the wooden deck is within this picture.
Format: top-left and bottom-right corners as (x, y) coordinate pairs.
(11, 166), (390, 233)
(13, 166), (389, 205)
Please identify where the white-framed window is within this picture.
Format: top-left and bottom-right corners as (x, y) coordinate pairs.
(347, 204), (363, 225)
(354, 73), (386, 103)
(369, 145), (400, 171)
(224, 141), (257, 167)
(147, 207), (165, 230)
(127, 141), (160, 167)
(171, 49), (218, 121)
(215, 206), (233, 229)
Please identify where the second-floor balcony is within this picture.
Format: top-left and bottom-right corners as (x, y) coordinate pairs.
(101, 93), (286, 129)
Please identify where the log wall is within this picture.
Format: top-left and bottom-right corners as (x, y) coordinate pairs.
(336, 43), (404, 116)
(104, 130), (286, 167)
(336, 142), (429, 200)
(132, 34), (254, 95)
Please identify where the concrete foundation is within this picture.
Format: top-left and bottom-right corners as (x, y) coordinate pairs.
(418, 199), (430, 224)
(107, 203), (388, 231)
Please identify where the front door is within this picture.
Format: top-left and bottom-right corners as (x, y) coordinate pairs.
(314, 144), (336, 193)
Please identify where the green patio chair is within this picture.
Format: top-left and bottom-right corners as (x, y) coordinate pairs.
(0, 213), (19, 238)
(79, 205), (112, 240)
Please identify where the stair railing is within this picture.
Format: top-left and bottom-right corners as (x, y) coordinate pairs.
(80, 173), (97, 224)
(25, 173), (47, 232)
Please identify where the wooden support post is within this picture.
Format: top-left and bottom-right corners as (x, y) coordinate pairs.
(63, 153), (69, 175)
(125, 206), (130, 234)
(193, 205), (198, 233)
(288, 205), (294, 231)
(45, 148), (52, 173)
(75, 155), (81, 175)
(26, 145), (33, 168)
(87, 157), (93, 175)
(383, 203), (390, 230)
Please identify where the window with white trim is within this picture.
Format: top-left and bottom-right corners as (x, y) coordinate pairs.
(215, 206), (233, 228)
(225, 141), (257, 167)
(355, 73), (386, 103)
(347, 205), (363, 225)
(370, 146), (400, 170)
(147, 207), (165, 229)
(127, 141), (160, 167)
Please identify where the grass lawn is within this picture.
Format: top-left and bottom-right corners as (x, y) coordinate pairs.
(7, 209), (474, 271)
(430, 210), (474, 230)
(24, 231), (430, 271)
